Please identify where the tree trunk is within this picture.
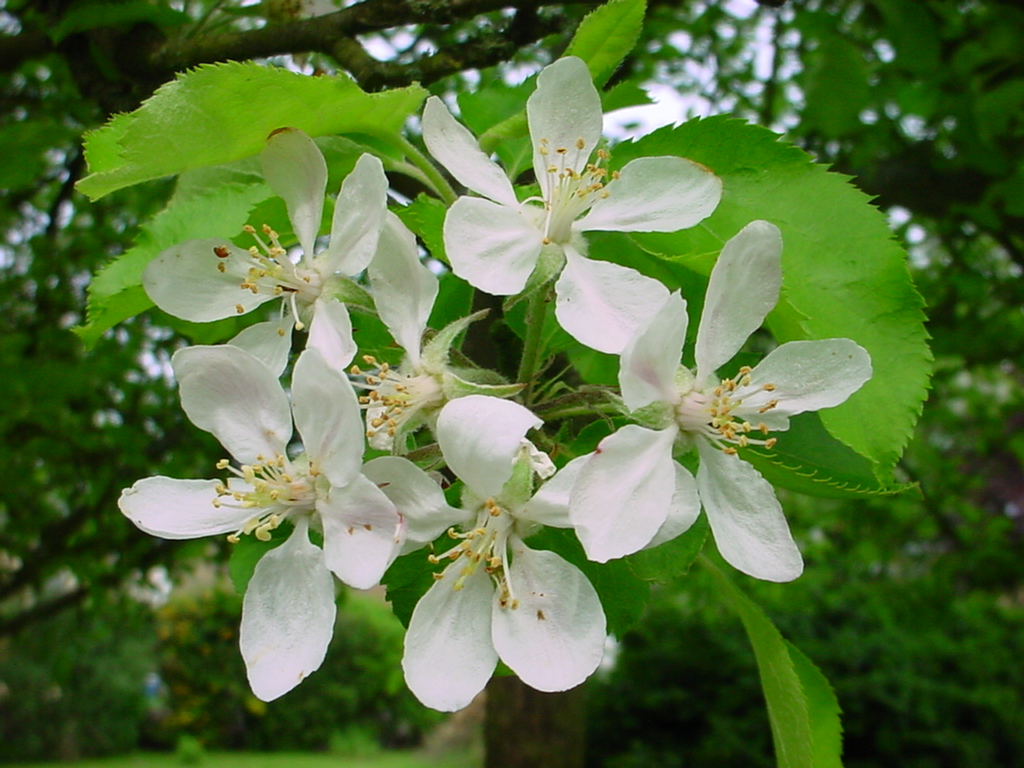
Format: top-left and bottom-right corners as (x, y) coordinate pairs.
(484, 676), (586, 768)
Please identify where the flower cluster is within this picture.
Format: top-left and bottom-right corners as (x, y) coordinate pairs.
(121, 56), (871, 710)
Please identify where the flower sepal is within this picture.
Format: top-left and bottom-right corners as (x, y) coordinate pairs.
(440, 368), (525, 401)
(420, 309), (489, 371)
(626, 398), (676, 431)
(323, 275), (374, 313)
(501, 243), (567, 312)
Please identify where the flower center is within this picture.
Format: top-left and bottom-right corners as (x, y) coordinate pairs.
(674, 366), (780, 454)
(350, 356), (445, 449)
(428, 499), (520, 609)
(220, 224), (323, 328)
(213, 453), (318, 543)
(536, 139), (617, 244)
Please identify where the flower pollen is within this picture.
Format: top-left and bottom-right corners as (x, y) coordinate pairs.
(537, 138), (615, 244)
(429, 498), (519, 609)
(214, 453), (318, 544)
(351, 355), (444, 448)
(675, 365), (780, 453)
(227, 224), (324, 329)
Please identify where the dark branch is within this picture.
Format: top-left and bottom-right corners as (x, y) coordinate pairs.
(139, 0), (559, 77)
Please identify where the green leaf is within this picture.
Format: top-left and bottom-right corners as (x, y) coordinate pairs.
(626, 513), (709, 582)
(788, 640), (844, 768)
(566, 0), (647, 87)
(704, 556), (844, 768)
(740, 413), (917, 500)
(873, 0), (941, 75)
(614, 117), (931, 474)
(0, 119), (74, 190)
(51, 0), (189, 42)
(382, 541), (444, 628)
(397, 194), (449, 265)
(802, 35), (871, 137)
(77, 62), (426, 199)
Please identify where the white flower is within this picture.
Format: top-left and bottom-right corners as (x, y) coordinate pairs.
(350, 213), (524, 451)
(354, 212), (448, 450)
(118, 345), (403, 700)
(373, 395), (606, 712)
(567, 221), (873, 582)
(422, 56), (722, 355)
(143, 128), (388, 375)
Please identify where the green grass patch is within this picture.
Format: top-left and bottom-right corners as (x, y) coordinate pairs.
(3, 750), (478, 768)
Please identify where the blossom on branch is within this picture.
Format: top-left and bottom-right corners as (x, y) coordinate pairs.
(118, 345), (404, 700)
(352, 214), (523, 451)
(422, 55), (722, 354)
(371, 395), (606, 712)
(567, 221), (873, 582)
(144, 128), (388, 374)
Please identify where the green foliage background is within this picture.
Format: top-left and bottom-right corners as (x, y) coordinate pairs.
(0, 0), (1022, 766)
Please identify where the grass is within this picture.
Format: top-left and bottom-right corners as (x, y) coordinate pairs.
(2, 750), (479, 768)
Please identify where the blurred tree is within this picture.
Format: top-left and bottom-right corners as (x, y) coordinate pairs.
(0, 0), (1021, 765)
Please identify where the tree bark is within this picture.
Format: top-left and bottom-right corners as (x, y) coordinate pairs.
(484, 676), (586, 768)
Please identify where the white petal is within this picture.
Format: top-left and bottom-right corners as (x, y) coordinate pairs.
(619, 291), (688, 412)
(240, 520), (336, 701)
(696, 440), (803, 582)
(492, 544), (605, 692)
(578, 156), (722, 233)
(436, 396), (542, 499)
(694, 221), (783, 384)
(735, 339), (873, 423)
(292, 348), (364, 489)
(318, 153), (389, 275)
(521, 455), (589, 528)
(569, 425), (678, 562)
(528, 57), (602, 201)
(645, 462), (701, 549)
(143, 239), (274, 322)
(368, 213), (439, 363)
(228, 315), (295, 378)
(422, 96), (518, 208)
(119, 476), (248, 539)
(307, 296), (357, 371)
(318, 473), (402, 589)
(554, 248), (670, 355)
(403, 564), (497, 712)
(362, 456), (468, 552)
(261, 127), (327, 258)
(173, 345), (292, 463)
(444, 196), (543, 295)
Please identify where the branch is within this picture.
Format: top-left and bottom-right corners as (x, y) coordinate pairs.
(330, 10), (564, 89)
(139, 0), (561, 78)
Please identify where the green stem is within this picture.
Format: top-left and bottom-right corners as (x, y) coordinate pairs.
(516, 288), (550, 407)
(395, 136), (458, 206)
(534, 402), (619, 421)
